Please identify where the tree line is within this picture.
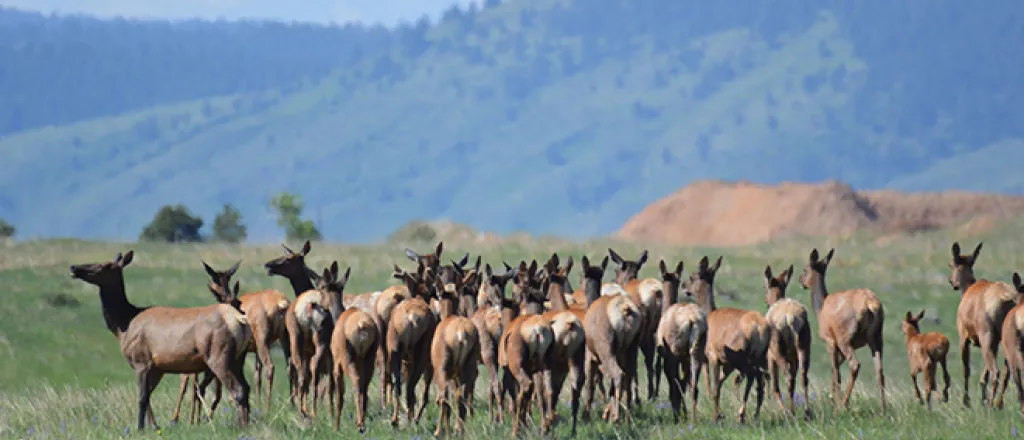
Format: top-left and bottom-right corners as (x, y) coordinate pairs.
(137, 191), (321, 243)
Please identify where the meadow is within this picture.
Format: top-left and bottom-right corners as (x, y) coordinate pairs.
(3, 221), (1024, 439)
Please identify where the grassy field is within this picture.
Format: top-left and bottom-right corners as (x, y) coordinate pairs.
(3, 221), (1024, 439)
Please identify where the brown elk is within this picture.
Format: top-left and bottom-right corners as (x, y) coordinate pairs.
(539, 253), (587, 436)
(799, 248), (886, 412)
(579, 255), (643, 424)
(763, 264), (811, 418)
(430, 268), (481, 436)
(285, 261), (350, 418)
(70, 251), (251, 430)
(471, 263), (519, 423)
(498, 280), (554, 436)
(901, 310), (951, 410)
(692, 256), (771, 422)
(372, 264), (419, 408)
(171, 260), (291, 424)
(386, 265), (439, 427)
(995, 273), (1024, 412)
(264, 239), (317, 404)
(655, 259), (707, 422)
(948, 242), (1018, 408)
(607, 248), (663, 403)
(325, 264), (379, 433)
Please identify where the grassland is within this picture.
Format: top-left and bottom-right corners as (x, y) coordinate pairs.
(3, 221), (1024, 439)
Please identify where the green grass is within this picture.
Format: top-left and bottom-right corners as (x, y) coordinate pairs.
(3, 222), (1024, 439)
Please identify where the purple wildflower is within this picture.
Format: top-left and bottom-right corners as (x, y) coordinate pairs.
(1012, 426), (1020, 437)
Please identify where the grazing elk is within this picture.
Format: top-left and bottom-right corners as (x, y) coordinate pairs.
(996, 273), (1024, 413)
(607, 248), (663, 403)
(901, 310), (951, 410)
(430, 270), (481, 437)
(471, 263), (519, 423)
(799, 248), (886, 413)
(948, 242), (1018, 408)
(655, 259), (707, 422)
(70, 251), (251, 430)
(538, 253), (586, 436)
(693, 256), (771, 422)
(763, 264), (812, 418)
(579, 255), (643, 424)
(386, 266), (439, 427)
(326, 264), (379, 433)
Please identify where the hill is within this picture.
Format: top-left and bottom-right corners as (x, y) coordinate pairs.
(1, 1), (1024, 242)
(617, 179), (1024, 246)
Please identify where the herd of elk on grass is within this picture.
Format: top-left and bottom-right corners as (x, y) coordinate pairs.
(67, 239), (1024, 435)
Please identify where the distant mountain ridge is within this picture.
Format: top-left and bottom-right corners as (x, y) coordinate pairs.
(1, 1), (1022, 242)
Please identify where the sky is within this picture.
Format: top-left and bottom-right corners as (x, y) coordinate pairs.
(0, 0), (477, 26)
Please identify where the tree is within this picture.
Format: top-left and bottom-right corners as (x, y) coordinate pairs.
(269, 192), (322, 242)
(212, 204), (247, 243)
(0, 218), (14, 238)
(140, 204), (204, 242)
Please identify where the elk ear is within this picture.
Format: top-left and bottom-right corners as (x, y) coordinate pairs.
(971, 242), (983, 262)
(227, 260), (241, 277)
(712, 256), (723, 271)
(300, 240), (312, 256)
(637, 250), (648, 267)
(321, 268), (331, 284)
(809, 249), (819, 264)
(699, 256), (709, 271)
(330, 261), (339, 279)
(917, 309), (926, 321)
(782, 264), (794, 284)
(484, 263), (494, 278)
(951, 242), (961, 258)
(339, 267), (351, 287)
(905, 311), (913, 322)
(764, 265), (773, 280)
(503, 261), (513, 272)
(824, 249), (835, 265)
(120, 250), (134, 267)
(675, 261), (684, 276)
(608, 248), (623, 265)
(563, 256), (573, 275)
(1014, 272), (1022, 289)
(202, 260), (219, 279)
(435, 241), (444, 258)
(528, 260), (538, 276)
(599, 256), (609, 271)
(232, 281), (241, 298)
(281, 243), (295, 254)
(581, 256), (591, 271)
(473, 255), (481, 272)
(457, 253), (470, 268)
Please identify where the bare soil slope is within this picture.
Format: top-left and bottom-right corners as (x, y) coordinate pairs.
(616, 179), (1024, 246)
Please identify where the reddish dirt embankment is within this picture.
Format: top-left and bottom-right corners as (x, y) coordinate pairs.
(616, 179), (1024, 247)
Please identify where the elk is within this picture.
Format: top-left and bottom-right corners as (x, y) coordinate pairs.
(286, 261), (350, 418)
(762, 264), (811, 418)
(498, 281), (554, 436)
(70, 251), (251, 430)
(430, 269), (481, 437)
(655, 259), (707, 422)
(901, 309), (951, 410)
(326, 264), (379, 433)
(405, 241), (469, 276)
(693, 255), (771, 422)
(471, 263), (519, 423)
(386, 265), (439, 427)
(948, 242), (1018, 408)
(579, 255), (643, 424)
(799, 248), (886, 412)
(264, 239), (317, 404)
(607, 248), (663, 403)
(374, 264), (418, 408)
(539, 253), (587, 436)
(995, 273), (1024, 412)
(172, 260), (291, 423)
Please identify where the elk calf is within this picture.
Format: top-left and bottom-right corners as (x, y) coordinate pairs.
(763, 264), (812, 418)
(901, 310), (951, 409)
(655, 259), (707, 422)
(325, 267), (379, 433)
(431, 275), (481, 437)
(471, 263), (518, 423)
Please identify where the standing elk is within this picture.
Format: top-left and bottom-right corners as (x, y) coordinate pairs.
(374, 264), (418, 408)
(655, 259), (707, 422)
(538, 253), (586, 436)
(995, 273), (1024, 412)
(498, 276), (554, 436)
(70, 251), (252, 430)
(264, 239), (317, 405)
(430, 269), (481, 437)
(386, 263), (439, 427)
(471, 263), (519, 423)
(799, 248), (886, 413)
(693, 256), (771, 422)
(901, 310), (951, 410)
(762, 264), (812, 418)
(948, 242), (1018, 408)
(325, 264), (379, 433)
(607, 248), (664, 404)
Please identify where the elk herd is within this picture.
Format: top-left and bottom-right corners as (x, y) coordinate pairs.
(65, 239), (1024, 435)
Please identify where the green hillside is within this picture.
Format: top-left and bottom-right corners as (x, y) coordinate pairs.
(1, 1), (1023, 242)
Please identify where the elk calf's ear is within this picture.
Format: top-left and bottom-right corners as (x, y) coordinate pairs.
(300, 240), (312, 256)
(203, 260), (219, 279)
(120, 250), (134, 266)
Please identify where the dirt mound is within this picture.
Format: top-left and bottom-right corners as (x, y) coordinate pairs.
(616, 179), (1024, 247)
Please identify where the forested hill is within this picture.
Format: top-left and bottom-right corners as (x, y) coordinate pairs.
(1, 1), (1023, 242)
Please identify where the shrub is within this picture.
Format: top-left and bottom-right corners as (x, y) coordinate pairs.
(139, 204), (204, 242)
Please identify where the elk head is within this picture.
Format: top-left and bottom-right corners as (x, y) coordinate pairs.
(763, 264), (793, 307)
(948, 242), (982, 291)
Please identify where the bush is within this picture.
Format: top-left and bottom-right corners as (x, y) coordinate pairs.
(139, 204), (204, 242)
(212, 204), (247, 243)
(0, 218), (14, 238)
(268, 192), (322, 242)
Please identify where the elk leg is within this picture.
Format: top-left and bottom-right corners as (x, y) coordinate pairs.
(357, 354), (375, 433)
(145, 372), (163, 430)
(960, 335), (971, 407)
(457, 352), (479, 436)
(511, 366), (534, 438)
(256, 331), (276, 411)
(838, 344), (860, 408)
(911, 371), (923, 404)
(799, 346), (812, 419)
(663, 350), (684, 423)
(769, 353), (786, 413)
(709, 358), (724, 422)
(925, 362), (937, 410)
(996, 359), (1011, 409)
(172, 374), (190, 424)
(979, 332), (998, 408)
(135, 369), (160, 431)
(871, 336), (886, 414)
(582, 357), (597, 423)
(690, 352), (704, 416)
(939, 357), (951, 403)
(415, 368), (432, 423)
(786, 357), (799, 416)
(828, 346), (843, 407)
(568, 347), (585, 436)
(199, 371), (221, 422)
(389, 348), (403, 428)
(754, 367), (766, 420)
(1014, 365), (1024, 415)
(212, 355), (251, 427)
(653, 338), (663, 400)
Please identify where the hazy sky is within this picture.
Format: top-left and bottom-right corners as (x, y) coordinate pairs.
(0, 0), (477, 26)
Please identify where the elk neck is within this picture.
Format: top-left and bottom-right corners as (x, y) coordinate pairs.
(583, 275), (602, 308)
(808, 271), (828, 315)
(96, 276), (144, 339)
(547, 277), (571, 312)
(286, 273), (315, 297)
(661, 277), (680, 315)
(691, 278), (716, 314)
